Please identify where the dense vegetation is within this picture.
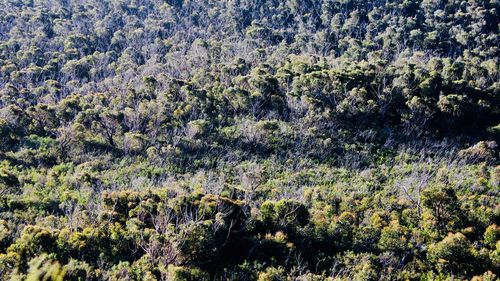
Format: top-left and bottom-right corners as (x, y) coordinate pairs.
(0, 0), (499, 280)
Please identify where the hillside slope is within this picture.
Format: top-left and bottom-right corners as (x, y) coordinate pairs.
(0, 0), (499, 280)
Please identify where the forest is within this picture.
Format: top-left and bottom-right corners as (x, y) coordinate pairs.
(0, 0), (499, 280)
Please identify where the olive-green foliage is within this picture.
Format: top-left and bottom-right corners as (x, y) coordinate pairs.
(0, 0), (498, 280)
(428, 232), (475, 274)
(164, 265), (209, 281)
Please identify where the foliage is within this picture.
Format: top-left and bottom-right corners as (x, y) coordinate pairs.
(0, 0), (498, 280)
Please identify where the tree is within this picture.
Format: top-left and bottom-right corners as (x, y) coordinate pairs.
(422, 185), (462, 233)
(428, 232), (475, 276)
(17, 254), (65, 281)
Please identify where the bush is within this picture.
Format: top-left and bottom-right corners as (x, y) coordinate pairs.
(260, 200), (309, 230)
(484, 224), (500, 248)
(428, 232), (474, 275)
(163, 265), (209, 281)
(257, 266), (286, 281)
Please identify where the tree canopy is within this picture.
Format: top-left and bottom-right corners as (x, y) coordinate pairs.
(0, 0), (499, 280)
